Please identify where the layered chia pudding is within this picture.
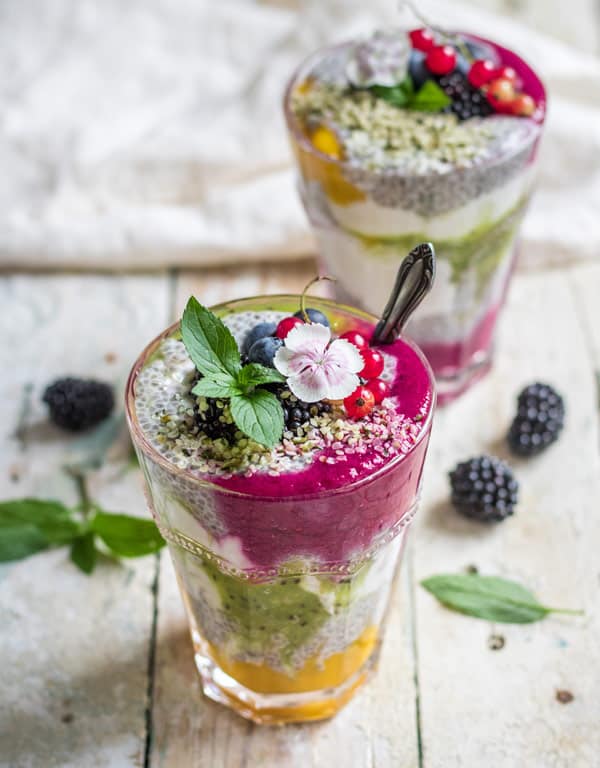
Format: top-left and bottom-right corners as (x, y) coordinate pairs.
(284, 27), (546, 402)
(126, 294), (434, 723)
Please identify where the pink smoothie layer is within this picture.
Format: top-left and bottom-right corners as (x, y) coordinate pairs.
(420, 304), (500, 378)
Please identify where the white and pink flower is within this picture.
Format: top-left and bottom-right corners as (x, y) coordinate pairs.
(274, 323), (364, 403)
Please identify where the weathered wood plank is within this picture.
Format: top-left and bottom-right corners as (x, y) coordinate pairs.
(0, 274), (170, 768)
(150, 264), (420, 767)
(175, 260), (317, 312)
(415, 269), (600, 768)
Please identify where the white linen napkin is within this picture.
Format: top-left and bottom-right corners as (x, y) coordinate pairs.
(0, 0), (598, 270)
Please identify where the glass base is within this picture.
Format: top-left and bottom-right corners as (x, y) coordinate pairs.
(435, 351), (493, 406)
(192, 638), (379, 724)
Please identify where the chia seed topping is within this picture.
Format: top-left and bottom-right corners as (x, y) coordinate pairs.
(134, 311), (426, 486)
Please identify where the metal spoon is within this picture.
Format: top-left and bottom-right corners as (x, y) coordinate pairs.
(371, 242), (436, 346)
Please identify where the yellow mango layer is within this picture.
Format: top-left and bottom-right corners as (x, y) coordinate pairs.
(208, 625), (379, 694)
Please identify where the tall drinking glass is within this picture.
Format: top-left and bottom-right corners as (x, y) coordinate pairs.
(126, 295), (435, 723)
(284, 34), (546, 403)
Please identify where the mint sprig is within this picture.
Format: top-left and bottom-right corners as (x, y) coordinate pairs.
(421, 573), (583, 624)
(181, 297), (286, 448)
(0, 498), (165, 574)
(369, 75), (451, 113)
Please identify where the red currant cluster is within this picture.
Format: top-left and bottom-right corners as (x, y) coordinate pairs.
(409, 28), (536, 117)
(339, 330), (388, 420)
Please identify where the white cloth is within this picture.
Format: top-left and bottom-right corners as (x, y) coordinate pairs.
(1, 0), (599, 270)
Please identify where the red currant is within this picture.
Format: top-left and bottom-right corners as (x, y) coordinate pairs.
(425, 45), (457, 76)
(510, 93), (536, 116)
(339, 329), (369, 349)
(365, 378), (389, 404)
(486, 77), (515, 102)
(468, 59), (496, 88)
(496, 66), (519, 85)
(409, 28), (435, 53)
(344, 386), (375, 420)
(276, 316), (304, 339)
(359, 348), (384, 379)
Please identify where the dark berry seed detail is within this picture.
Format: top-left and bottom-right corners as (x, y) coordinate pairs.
(271, 385), (331, 434)
(438, 72), (493, 120)
(449, 455), (518, 523)
(508, 382), (565, 457)
(43, 377), (114, 432)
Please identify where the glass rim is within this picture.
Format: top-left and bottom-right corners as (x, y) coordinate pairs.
(283, 31), (547, 180)
(125, 293), (436, 502)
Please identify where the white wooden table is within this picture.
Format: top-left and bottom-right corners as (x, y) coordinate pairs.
(1, 259), (599, 768)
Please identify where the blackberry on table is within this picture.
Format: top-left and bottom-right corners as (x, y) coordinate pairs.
(508, 382), (565, 457)
(438, 72), (493, 120)
(42, 377), (114, 431)
(449, 455), (518, 523)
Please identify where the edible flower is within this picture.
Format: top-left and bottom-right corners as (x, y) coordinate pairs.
(273, 323), (363, 403)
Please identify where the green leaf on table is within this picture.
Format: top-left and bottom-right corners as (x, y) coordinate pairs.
(229, 389), (284, 449)
(410, 80), (452, 112)
(181, 297), (241, 383)
(237, 363), (285, 391)
(191, 378), (241, 399)
(0, 499), (81, 561)
(421, 573), (583, 624)
(70, 531), (97, 574)
(90, 512), (165, 557)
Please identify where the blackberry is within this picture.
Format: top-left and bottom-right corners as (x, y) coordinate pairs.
(42, 377), (114, 431)
(508, 383), (565, 457)
(190, 373), (238, 443)
(438, 72), (493, 121)
(449, 455), (518, 523)
(270, 385), (332, 434)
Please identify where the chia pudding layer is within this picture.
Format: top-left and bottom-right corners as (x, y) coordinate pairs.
(127, 296), (434, 698)
(284, 31), (546, 401)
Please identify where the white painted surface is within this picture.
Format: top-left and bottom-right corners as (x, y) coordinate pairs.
(1, 262), (599, 766)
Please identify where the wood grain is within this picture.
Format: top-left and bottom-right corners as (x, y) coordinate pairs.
(414, 268), (600, 768)
(0, 275), (170, 768)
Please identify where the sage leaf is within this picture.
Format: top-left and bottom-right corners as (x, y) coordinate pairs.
(230, 389), (284, 448)
(91, 512), (165, 557)
(421, 573), (583, 624)
(181, 297), (241, 383)
(70, 531), (97, 574)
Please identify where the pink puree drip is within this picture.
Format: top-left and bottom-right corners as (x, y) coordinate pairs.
(420, 303), (500, 376)
(208, 331), (433, 568)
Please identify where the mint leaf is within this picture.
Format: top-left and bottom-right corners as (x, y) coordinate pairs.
(0, 524), (49, 562)
(0, 499), (80, 561)
(409, 80), (451, 112)
(370, 76), (414, 107)
(70, 532), (97, 574)
(229, 390), (284, 448)
(237, 364), (285, 391)
(91, 512), (165, 557)
(181, 297), (241, 383)
(421, 574), (583, 624)
(192, 378), (241, 399)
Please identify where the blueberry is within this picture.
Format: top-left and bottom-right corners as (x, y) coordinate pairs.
(242, 322), (277, 356)
(408, 50), (431, 90)
(247, 336), (283, 367)
(293, 308), (330, 327)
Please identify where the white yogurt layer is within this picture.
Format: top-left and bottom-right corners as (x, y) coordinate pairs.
(327, 165), (534, 240)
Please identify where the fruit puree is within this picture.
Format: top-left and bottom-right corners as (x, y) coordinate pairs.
(127, 296), (434, 722)
(285, 29), (546, 403)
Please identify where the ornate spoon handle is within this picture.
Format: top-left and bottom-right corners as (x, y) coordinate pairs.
(371, 242), (436, 345)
